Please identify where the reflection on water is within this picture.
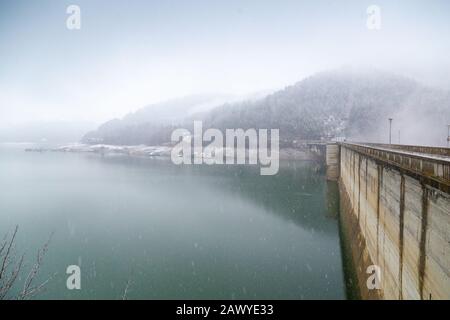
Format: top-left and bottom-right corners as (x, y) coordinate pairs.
(0, 144), (347, 299)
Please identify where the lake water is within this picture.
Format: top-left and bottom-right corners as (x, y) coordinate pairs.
(0, 143), (348, 299)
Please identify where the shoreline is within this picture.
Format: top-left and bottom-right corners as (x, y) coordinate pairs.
(24, 143), (321, 161)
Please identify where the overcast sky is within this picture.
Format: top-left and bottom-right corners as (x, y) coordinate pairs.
(1, 0), (449, 126)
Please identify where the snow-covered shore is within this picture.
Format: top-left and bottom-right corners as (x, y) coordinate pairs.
(25, 143), (172, 157)
(25, 143), (319, 160)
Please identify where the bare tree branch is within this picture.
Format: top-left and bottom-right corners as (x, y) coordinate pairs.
(122, 278), (132, 300)
(0, 225), (18, 282)
(0, 226), (54, 300)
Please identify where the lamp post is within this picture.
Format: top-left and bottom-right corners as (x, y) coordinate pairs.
(447, 124), (450, 148)
(388, 118), (393, 144)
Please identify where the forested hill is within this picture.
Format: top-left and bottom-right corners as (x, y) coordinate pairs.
(82, 69), (450, 146)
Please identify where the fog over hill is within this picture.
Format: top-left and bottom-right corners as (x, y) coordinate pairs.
(82, 92), (271, 145)
(0, 121), (97, 144)
(83, 69), (450, 147)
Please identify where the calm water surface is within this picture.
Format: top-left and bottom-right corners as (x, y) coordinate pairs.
(0, 143), (347, 299)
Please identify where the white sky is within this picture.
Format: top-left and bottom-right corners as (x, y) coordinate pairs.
(0, 0), (449, 126)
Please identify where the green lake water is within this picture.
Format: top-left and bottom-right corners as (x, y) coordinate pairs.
(0, 143), (348, 299)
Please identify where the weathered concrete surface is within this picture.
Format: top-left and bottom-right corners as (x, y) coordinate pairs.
(338, 143), (450, 300)
(326, 144), (340, 181)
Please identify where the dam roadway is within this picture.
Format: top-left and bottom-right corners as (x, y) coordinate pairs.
(324, 142), (450, 300)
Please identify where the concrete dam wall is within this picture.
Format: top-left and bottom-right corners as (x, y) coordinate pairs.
(329, 143), (450, 300)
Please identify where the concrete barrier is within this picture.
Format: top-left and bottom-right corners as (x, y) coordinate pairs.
(337, 143), (450, 299)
